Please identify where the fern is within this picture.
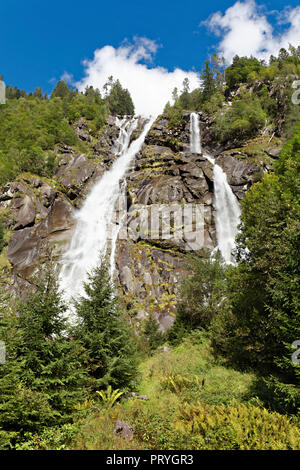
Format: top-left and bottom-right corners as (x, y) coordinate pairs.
(96, 386), (124, 409)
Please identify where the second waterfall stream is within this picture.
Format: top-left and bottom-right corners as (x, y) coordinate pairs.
(59, 116), (154, 312)
(190, 112), (241, 264)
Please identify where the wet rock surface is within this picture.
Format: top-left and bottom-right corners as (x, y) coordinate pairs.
(216, 154), (261, 200)
(0, 113), (264, 328)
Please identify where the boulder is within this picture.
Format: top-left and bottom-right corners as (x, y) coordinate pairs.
(12, 195), (36, 230)
(114, 421), (133, 441)
(56, 154), (96, 199)
(73, 118), (92, 142)
(216, 154), (260, 198)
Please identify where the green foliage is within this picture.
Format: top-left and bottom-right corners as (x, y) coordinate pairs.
(104, 76), (135, 116)
(211, 126), (300, 413)
(214, 90), (267, 142)
(201, 91), (225, 115)
(175, 401), (300, 450)
(14, 423), (80, 450)
(200, 60), (217, 102)
(225, 55), (263, 91)
(143, 315), (164, 352)
(168, 253), (227, 344)
(0, 263), (87, 448)
(17, 265), (87, 418)
(0, 96), (78, 184)
(160, 373), (198, 393)
(0, 217), (4, 253)
(69, 336), (299, 450)
(96, 386), (124, 409)
(178, 77), (192, 109)
(74, 261), (138, 391)
(164, 101), (183, 129)
(163, 45), (299, 145)
(51, 80), (76, 100)
(0, 80), (113, 186)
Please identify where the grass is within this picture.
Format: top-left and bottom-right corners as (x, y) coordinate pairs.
(68, 333), (263, 450)
(20, 332), (300, 450)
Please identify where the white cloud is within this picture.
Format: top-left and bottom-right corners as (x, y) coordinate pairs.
(75, 37), (199, 117)
(61, 71), (74, 84)
(205, 0), (300, 63)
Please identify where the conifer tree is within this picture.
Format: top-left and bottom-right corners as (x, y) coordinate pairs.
(0, 280), (53, 447)
(17, 263), (87, 420)
(143, 315), (164, 352)
(74, 261), (138, 391)
(104, 77), (135, 116)
(0, 261), (88, 445)
(200, 60), (216, 103)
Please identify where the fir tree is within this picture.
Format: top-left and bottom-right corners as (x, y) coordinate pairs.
(16, 263), (87, 420)
(200, 60), (216, 103)
(143, 315), (164, 352)
(104, 78), (135, 116)
(74, 261), (138, 391)
(0, 281), (53, 447)
(0, 261), (88, 441)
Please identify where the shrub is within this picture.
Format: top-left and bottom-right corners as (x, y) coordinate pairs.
(214, 91), (267, 142)
(175, 401), (300, 450)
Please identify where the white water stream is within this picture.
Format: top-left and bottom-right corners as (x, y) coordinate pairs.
(190, 112), (241, 263)
(59, 116), (154, 307)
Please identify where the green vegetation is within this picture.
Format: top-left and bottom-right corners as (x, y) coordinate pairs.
(0, 47), (299, 450)
(103, 76), (135, 116)
(168, 253), (227, 344)
(164, 45), (300, 145)
(73, 262), (138, 391)
(62, 336), (299, 450)
(142, 314), (164, 352)
(170, 125), (300, 415)
(212, 125), (300, 413)
(0, 77), (135, 186)
(214, 90), (267, 142)
(0, 261), (138, 449)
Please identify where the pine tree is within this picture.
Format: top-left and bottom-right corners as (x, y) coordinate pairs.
(17, 263), (87, 420)
(74, 261), (138, 391)
(51, 80), (75, 100)
(105, 78), (135, 116)
(200, 60), (216, 103)
(0, 281), (53, 447)
(179, 78), (191, 109)
(143, 315), (164, 352)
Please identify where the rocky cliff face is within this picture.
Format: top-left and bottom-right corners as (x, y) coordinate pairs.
(113, 114), (262, 329)
(0, 112), (261, 328)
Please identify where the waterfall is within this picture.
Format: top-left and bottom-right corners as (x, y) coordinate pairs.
(59, 116), (154, 309)
(189, 112), (241, 264)
(190, 112), (202, 154)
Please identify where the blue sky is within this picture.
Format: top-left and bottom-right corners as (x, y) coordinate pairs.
(1, 0), (300, 115)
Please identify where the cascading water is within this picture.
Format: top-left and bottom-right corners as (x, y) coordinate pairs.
(190, 112), (202, 154)
(190, 113), (241, 264)
(59, 116), (154, 311)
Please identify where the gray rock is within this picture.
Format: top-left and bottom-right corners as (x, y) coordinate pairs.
(56, 154), (96, 198)
(12, 195), (36, 230)
(73, 118), (92, 142)
(265, 147), (281, 159)
(114, 421), (133, 441)
(127, 392), (149, 401)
